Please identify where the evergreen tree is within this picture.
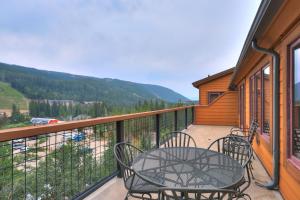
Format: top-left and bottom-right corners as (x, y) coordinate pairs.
(10, 104), (24, 122)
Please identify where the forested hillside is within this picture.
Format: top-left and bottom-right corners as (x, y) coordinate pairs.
(0, 62), (189, 105)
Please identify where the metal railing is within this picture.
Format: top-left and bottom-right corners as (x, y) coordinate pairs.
(0, 106), (194, 200)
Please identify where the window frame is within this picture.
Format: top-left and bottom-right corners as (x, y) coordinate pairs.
(249, 64), (272, 143)
(249, 76), (255, 123)
(254, 70), (262, 131)
(207, 91), (223, 104)
(261, 65), (271, 140)
(239, 83), (246, 128)
(287, 37), (300, 169)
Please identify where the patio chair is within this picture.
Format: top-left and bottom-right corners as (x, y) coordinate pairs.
(159, 187), (240, 200)
(207, 136), (253, 199)
(228, 120), (259, 179)
(229, 120), (259, 144)
(160, 131), (197, 148)
(114, 142), (159, 200)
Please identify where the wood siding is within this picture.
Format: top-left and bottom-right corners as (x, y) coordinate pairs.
(198, 73), (233, 105)
(235, 1), (300, 199)
(195, 91), (238, 126)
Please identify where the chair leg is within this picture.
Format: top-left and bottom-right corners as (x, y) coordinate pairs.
(124, 192), (129, 200)
(237, 193), (252, 200)
(159, 192), (165, 200)
(249, 165), (255, 180)
(248, 161), (255, 180)
(158, 192), (164, 200)
(142, 193), (152, 200)
(238, 166), (251, 196)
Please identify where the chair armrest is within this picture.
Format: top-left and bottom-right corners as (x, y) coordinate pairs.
(228, 133), (248, 141)
(230, 130), (245, 136)
(230, 127), (241, 132)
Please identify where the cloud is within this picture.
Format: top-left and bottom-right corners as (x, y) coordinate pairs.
(0, 0), (261, 99)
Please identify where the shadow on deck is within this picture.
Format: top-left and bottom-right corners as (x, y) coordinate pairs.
(85, 125), (283, 200)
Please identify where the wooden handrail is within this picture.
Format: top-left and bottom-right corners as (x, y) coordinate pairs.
(0, 105), (194, 142)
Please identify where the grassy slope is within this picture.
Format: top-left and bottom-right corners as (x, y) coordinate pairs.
(0, 81), (28, 110)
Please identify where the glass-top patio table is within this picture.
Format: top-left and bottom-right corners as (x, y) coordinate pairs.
(132, 147), (244, 189)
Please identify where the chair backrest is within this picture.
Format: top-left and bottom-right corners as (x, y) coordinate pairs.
(160, 131), (197, 148)
(160, 187), (236, 200)
(113, 142), (143, 188)
(248, 120), (259, 144)
(207, 136), (252, 168)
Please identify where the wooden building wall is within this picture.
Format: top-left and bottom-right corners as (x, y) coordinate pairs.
(236, 2), (300, 199)
(194, 91), (238, 126)
(198, 73), (233, 105)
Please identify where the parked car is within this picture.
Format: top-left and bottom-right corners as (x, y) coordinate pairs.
(63, 133), (72, 140)
(72, 132), (85, 142)
(31, 118), (59, 125)
(13, 138), (24, 143)
(19, 146), (29, 152)
(13, 143), (24, 150)
(12, 143), (29, 152)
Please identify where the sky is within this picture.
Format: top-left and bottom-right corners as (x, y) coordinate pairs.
(0, 0), (261, 100)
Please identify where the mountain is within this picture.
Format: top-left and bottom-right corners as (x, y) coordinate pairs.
(0, 62), (189, 105)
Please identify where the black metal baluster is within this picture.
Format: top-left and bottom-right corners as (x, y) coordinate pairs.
(62, 131), (66, 199)
(156, 114), (160, 148)
(174, 110), (178, 131)
(45, 134), (49, 199)
(89, 127), (92, 185)
(54, 132), (57, 199)
(185, 108), (188, 129)
(192, 106), (195, 124)
(77, 130), (80, 193)
(11, 141), (14, 199)
(70, 131), (73, 196)
(116, 120), (124, 177)
(99, 125), (102, 179)
(94, 126), (97, 182)
(35, 136), (38, 199)
(24, 138), (27, 200)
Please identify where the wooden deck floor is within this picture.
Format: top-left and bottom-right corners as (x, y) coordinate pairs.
(85, 125), (283, 200)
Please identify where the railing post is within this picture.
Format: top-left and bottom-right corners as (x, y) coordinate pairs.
(192, 106), (195, 124)
(156, 114), (160, 148)
(116, 120), (124, 178)
(174, 110), (178, 131)
(185, 108), (188, 129)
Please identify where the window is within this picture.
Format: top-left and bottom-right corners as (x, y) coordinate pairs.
(255, 71), (262, 129)
(250, 76), (255, 122)
(208, 92), (223, 104)
(262, 66), (271, 136)
(289, 44), (300, 161)
(240, 84), (245, 128)
(250, 70), (264, 133)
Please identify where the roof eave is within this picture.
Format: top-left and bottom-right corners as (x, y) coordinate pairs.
(229, 0), (284, 89)
(192, 67), (234, 88)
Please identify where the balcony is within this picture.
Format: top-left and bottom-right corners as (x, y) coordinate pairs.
(0, 106), (283, 199)
(85, 125), (283, 200)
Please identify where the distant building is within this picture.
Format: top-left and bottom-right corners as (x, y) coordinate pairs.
(31, 99), (76, 106)
(0, 112), (7, 118)
(31, 118), (60, 125)
(47, 100), (75, 106)
(83, 101), (102, 105)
